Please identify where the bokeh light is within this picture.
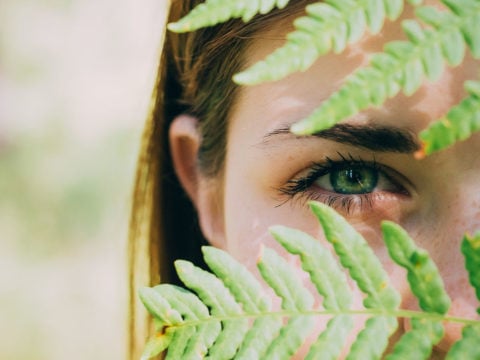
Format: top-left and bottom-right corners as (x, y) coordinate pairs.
(0, 0), (168, 358)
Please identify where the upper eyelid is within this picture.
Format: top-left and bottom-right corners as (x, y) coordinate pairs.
(323, 156), (380, 169)
(307, 157), (382, 181)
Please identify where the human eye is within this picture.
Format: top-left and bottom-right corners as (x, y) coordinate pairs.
(276, 153), (410, 214)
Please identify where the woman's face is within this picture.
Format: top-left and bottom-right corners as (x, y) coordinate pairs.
(219, 8), (479, 360)
(172, 2), (480, 358)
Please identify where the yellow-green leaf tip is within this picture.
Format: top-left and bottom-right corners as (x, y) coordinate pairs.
(308, 201), (334, 222)
(290, 120), (314, 135)
(167, 21), (190, 33)
(232, 71), (257, 85)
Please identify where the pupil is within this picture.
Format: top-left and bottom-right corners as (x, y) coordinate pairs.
(331, 167), (378, 194)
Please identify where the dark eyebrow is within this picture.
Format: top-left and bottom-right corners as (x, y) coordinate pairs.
(262, 123), (420, 153)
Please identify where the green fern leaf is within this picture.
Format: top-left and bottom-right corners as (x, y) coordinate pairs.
(291, 4), (480, 135)
(419, 80), (480, 155)
(258, 247), (315, 358)
(140, 333), (174, 360)
(416, 6), (466, 66)
(258, 247), (314, 311)
(442, 0), (480, 58)
(310, 202), (401, 311)
(421, 36), (444, 80)
(270, 226), (352, 310)
(234, 316), (283, 360)
(201, 246), (283, 359)
(402, 18), (425, 43)
(346, 316), (396, 359)
(384, 0), (405, 20)
(381, 222), (447, 358)
(442, 0), (478, 16)
(263, 316), (314, 359)
(382, 221), (451, 314)
(150, 284), (220, 359)
(310, 201), (400, 358)
(167, 0), (291, 32)
(175, 260), (250, 359)
(139, 287), (183, 326)
(365, 0), (386, 34)
(305, 315), (353, 360)
(233, 0), (406, 85)
(446, 324), (480, 359)
(386, 318), (444, 360)
(270, 226), (354, 359)
(461, 232), (480, 306)
(202, 246), (271, 312)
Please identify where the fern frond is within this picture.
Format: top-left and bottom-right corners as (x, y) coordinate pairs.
(310, 202), (400, 358)
(167, 0), (291, 33)
(418, 80), (480, 155)
(140, 203), (480, 359)
(305, 315), (353, 360)
(382, 221), (450, 358)
(257, 247), (315, 358)
(201, 247), (283, 359)
(270, 226), (352, 310)
(270, 226), (354, 359)
(461, 232), (480, 306)
(382, 221), (451, 314)
(233, 0), (407, 85)
(291, 3), (480, 135)
(141, 284), (221, 359)
(386, 318), (444, 359)
(446, 324), (480, 359)
(443, 0), (480, 57)
(310, 202), (401, 311)
(174, 260), (250, 359)
(347, 316), (397, 359)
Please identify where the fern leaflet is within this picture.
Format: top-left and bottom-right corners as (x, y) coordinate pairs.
(167, 0), (291, 32)
(418, 80), (480, 156)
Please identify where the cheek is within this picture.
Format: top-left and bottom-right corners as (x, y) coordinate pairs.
(222, 186), (317, 270)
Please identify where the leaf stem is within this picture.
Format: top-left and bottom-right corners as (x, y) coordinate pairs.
(161, 308), (480, 330)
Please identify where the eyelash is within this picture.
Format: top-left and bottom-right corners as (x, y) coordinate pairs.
(276, 153), (405, 214)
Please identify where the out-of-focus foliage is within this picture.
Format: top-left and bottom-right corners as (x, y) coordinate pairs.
(0, 0), (167, 359)
(0, 129), (133, 255)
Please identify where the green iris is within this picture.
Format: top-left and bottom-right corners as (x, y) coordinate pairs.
(330, 167), (379, 194)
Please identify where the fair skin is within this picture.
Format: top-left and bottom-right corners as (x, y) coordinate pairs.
(170, 3), (480, 358)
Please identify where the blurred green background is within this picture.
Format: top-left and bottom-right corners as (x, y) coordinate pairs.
(0, 0), (168, 358)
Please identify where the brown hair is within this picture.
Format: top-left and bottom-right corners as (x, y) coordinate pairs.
(128, 1), (310, 358)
